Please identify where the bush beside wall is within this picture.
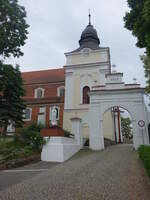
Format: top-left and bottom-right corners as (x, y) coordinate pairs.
(138, 145), (150, 177)
(0, 123), (46, 170)
(15, 123), (46, 151)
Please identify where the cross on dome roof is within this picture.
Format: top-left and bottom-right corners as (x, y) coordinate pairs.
(88, 9), (91, 25)
(68, 13), (101, 53)
(78, 12), (100, 50)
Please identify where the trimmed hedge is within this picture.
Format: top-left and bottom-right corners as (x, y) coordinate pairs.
(138, 145), (150, 177)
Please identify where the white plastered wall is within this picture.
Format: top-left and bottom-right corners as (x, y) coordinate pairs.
(63, 109), (89, 138)
(63, 47), (112, 139)
(65, 48), (109, 66)
(103, 111), (114, 140)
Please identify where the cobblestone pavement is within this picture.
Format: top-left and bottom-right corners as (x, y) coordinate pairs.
(0, 144), (150, 200)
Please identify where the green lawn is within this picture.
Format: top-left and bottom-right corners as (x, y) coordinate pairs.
(138, 145), (150, 177)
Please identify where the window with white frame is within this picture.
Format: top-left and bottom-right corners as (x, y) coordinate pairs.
(57, 86), (65, 97)
(39, 106), (46, 115)
(35, 88), (44, 99)
(24, 108), (32, 121)
(50, 106), (60, 121)
(39, 106), (46, 114)
(37, 107), (46, 125)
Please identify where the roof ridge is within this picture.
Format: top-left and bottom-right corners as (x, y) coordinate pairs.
(22, 67), (64, 74)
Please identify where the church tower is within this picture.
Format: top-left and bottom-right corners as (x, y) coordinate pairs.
(63, 15), (112, 139)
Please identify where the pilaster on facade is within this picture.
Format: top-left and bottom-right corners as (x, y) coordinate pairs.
(64, 72), (73, 110)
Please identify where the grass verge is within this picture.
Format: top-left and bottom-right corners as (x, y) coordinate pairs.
(138, 145), (150, 177)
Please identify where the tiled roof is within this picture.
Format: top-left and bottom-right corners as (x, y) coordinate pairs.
(22, 68), (65, 85)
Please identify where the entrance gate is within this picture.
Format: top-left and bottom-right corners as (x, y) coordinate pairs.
(87, 88), (150, 150)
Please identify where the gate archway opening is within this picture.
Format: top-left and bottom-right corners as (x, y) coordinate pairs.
(103, 106), (133, 147)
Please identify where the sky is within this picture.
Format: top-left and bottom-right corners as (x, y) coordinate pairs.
(7, 0), (146, 86)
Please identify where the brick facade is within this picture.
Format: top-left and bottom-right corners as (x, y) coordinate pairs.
(22, 68), (65, 128)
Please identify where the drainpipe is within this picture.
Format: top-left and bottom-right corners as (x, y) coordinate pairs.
(114, 113), (117, 143)
(117, 107), (121, 143)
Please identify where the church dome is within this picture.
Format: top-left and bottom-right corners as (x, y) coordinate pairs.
(79, 14), (100, 49)
(69, 14), (101, 53)
(79, 24), (100, 46)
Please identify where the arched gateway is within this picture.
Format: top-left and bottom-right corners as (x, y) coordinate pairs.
(88, 86), (150, 150)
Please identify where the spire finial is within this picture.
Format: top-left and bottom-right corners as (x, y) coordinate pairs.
(88, 9), (91, 25)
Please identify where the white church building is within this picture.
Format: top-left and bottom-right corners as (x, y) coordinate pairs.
(42, 15), (150, 162)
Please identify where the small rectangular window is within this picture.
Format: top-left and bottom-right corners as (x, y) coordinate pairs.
(24, 108), (32, 121)
(57, 86), (65, 97)
(39, 107), (46, 114)
(60, 88), (65, 97)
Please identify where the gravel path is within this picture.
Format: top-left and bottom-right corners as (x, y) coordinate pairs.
(0, 144), (150, 200)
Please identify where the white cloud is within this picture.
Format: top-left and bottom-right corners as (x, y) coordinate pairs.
(6, 0), (146, 86)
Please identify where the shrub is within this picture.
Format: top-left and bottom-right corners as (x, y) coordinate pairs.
(24, 145), (34, 155)
(138, 145), (150, 177)
(63, 129), (74, 138)
(14, 123), (46, 152)
(27, 123), (45, 132)
(0, 146), (37, 164)
(0, 138), (15, 152)
(0, 129), (42, 165)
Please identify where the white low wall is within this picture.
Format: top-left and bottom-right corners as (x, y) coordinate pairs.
(41, 137), (81, 162)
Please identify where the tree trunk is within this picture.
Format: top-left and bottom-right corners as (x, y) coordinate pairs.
(2, 125), (7, 137)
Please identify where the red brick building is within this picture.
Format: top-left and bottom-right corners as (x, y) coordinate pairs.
(22, 68), (65, 128)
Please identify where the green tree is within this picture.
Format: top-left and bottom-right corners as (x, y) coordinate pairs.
(0, 0), (29, 58)
(141, 55), (150, 93)
(121, 117), (133, 139)
(0, 62), (26, 135)
(0, 0), (29, 135)
(124, 0), (150, 54)
(124, 0), (150, 93)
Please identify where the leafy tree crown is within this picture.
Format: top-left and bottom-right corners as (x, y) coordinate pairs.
(0, 0), (29, 58)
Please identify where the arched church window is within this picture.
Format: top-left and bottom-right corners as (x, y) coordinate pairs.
(82, 86), (90, 104)
(37, 89), (43, 98)
(35, 88), (44, 99)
